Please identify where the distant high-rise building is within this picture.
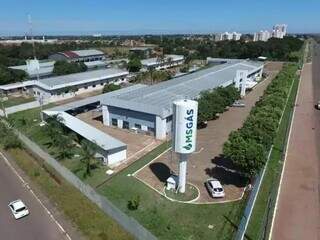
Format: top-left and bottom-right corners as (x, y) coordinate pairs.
(272, 24), (287, 39)
(253, 30), (271, 42)
(253, 24), (287, 42)
(215, 32), (242, 41)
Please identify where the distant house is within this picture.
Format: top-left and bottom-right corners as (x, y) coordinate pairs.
(49, 49), (106, 63)
(129, 47), (152, 59)
(141, 55), (185, 71)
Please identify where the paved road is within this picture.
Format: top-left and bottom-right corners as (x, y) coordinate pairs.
(271, 46), (320, 239)
(0, 154), (68, 240)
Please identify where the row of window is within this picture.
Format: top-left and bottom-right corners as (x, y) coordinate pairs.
(111, 118), (154, 132)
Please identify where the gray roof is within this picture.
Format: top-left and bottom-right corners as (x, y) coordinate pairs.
(141, 55), (184, 67)
(43, 110), (126, 152)
(48, 84), (147, 112)
(72, 49), (104, 57)
(36, 68), (128, 90)
(101, 60), (263, 118)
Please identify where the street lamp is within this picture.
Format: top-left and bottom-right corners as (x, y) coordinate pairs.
(0, 93), (8, 118)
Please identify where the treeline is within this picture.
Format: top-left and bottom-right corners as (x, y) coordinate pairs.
(198, 86), (240, 124)
(53, 60), (87, 76)
(223, 64), (299, 179)
(0, 66), (27, 85)
(0, 41), (111, 67)
(146, 36), (304, 62)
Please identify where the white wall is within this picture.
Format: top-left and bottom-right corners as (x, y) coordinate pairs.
(106, 149), (127, 167)
(155, 116), (166, 140)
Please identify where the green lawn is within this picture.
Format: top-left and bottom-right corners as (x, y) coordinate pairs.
(8, 106), (110, 187)
(97, 142), (246, 240)
(6, 147), (132, 240)
(3, 96), (35, 108)
(245, 70), (300, 239)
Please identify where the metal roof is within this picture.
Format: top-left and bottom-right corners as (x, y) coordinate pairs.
(43, 110), (126, 152)
(8, 60), (106, 79)
(101, 60), (263, 118)
(70, 49), (104, 57)
(37, 68), (128, 90)
(48, 84), (147, 112)
(141, 55), (184, 67)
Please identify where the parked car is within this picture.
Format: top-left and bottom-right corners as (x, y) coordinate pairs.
(8, 200), (29, 219)
(231, 100), (245, 107)
(197, 121), (208, 129)
(205, 179), (225, 198)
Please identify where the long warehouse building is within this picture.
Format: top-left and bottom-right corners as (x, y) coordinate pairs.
(43, 59), (263, 165)
(101, 59), (263, 139)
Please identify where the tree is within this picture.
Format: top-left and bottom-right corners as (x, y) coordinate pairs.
(127, 58), (142, 72)
(223, 131), (266, 179)
(102, 83), (121, 93)
(79, 139), (99, 177)
(53, 60), (87, 76)
(0, 65), (27, 85)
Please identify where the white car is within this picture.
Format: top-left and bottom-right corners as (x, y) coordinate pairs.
(231, 100), (245, 107)
(8, 200), (29, 219)
(205, 179), (225, 198)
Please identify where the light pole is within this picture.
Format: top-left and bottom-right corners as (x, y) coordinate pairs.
(0, 93), (8, 118)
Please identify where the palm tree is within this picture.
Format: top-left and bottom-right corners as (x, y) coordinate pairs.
(80, 139), (98, 177)
(55, 134), (73, 160)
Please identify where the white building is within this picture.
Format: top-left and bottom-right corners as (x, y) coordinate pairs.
(215, 32), (242, 41)
(254, 24), (287, 42)
(272, 24), (287, 39)
(141, 54), (184, 71)
(0, 68), (128, 102)
(9, 59), (106, 79)
(253, 30), (271, 42)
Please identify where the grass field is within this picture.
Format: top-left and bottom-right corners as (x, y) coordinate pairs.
(245, 68), (300, 239)
(4, 147), (132, 240)
(97, 142), (246, 240)
(3, 96), (35, 108)
(8, 106), (110, 187)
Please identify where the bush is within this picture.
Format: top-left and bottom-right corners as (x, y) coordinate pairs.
(127, 195), (140, 211)
(102, 83), (121, 93)
(197, 85), (240, 124)
(53, 60), (87, 76)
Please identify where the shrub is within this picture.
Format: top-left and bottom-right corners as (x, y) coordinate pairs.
(127, 195), (140, 211)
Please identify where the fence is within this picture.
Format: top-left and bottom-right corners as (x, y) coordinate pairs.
(234, 147), (273, 240)
(16, 131), (157, 240)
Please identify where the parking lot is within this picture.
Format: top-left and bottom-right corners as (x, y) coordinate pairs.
(135, 62), (283, 203)
(76, 111), (163, 172)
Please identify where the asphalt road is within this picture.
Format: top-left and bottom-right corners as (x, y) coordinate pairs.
(0, 153), (68, 240)
(271, 45), (320, 239)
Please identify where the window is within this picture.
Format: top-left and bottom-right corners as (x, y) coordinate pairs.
(147, 127), (155, 132)
(134, 123), (141, 129)
(123, 121), (129, 129)
(112, 118), (117, 126)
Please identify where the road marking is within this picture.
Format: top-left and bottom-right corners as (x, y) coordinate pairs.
(268, 64), (303, 240)
(0, 151), (72, 240)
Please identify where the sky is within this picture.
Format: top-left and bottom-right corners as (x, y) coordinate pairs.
(0, 0), (319, 36)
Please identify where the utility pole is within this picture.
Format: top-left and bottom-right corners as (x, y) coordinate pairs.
(28, 14), (44, 124)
